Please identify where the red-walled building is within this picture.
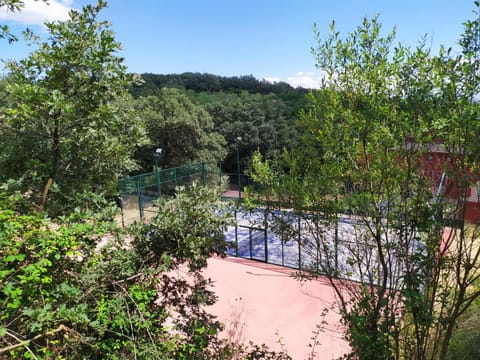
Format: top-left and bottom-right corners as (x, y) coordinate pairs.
(420, 142), (480, 223)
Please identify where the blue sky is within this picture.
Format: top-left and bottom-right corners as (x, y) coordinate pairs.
(0, 0), (477, 87)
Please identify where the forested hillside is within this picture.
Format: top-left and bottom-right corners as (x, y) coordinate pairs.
(130, 72), (305, 96)
(130, 72), (308, 175)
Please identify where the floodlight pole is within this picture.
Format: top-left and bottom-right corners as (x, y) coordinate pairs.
(236, 137), (242, 201)
(154, 148), (163, 198)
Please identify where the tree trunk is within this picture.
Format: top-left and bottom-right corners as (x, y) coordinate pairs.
(38, 177), (54, 212)
(37, 117), (60, 212)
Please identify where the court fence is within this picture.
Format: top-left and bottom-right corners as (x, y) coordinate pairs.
(225, 207), (344, 273)
(117, 162), (253, 226)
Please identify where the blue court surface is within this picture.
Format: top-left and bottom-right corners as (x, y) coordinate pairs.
(224, 208), (407, 285)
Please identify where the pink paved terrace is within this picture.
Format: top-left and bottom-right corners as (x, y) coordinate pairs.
(202, 256), (350, 359)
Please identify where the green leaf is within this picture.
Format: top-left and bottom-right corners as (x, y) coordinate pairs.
(3, 253), (25, 262)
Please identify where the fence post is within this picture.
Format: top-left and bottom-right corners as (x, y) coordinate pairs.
(335, 215), (339, 273)
(217, 161), (222, 186)
(137, 178), (144, 220)
(316, 230), (320, 273)
(298, 215), (301, 270)
(264, 210), (268, 263)
(235, 208), (239, 257)
(249, 228), (253, 260)
(281, 212), (285, 266)
(119, 196), (125, 228)
(156, 168), (161, 199)
(188, 163), (192, 184)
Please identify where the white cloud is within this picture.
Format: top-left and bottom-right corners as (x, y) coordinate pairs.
(0, 0), (73, 26)
(286, 71), (325, 89)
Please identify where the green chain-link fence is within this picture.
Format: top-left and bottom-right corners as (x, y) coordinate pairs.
(118, 162), (218, 226)
(118, 161), (263, 226)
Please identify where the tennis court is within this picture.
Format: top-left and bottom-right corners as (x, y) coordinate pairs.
(117, 162), (411, 286)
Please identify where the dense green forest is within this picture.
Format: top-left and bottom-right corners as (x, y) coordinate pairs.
(130, 72), (308, 176)
(131, 72), (304, 96)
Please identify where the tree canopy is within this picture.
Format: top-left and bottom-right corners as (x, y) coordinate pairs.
(133, 90), (226, 172)
(0, 0), (145, 215)
(130, 72), (304, 97)
(130, 72), (307, 175)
